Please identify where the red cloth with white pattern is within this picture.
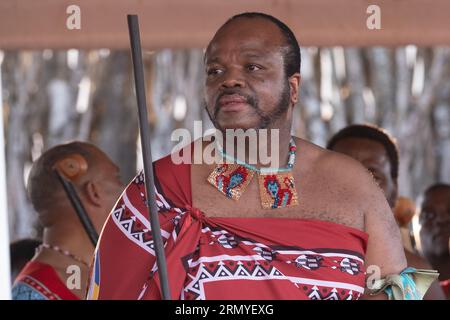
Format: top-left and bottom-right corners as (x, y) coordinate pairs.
(87, 154), (368, 300)
(13, 261), (79, 300)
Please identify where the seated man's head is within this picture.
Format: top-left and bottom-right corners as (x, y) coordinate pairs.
(327, 124), (399, 208)
(204, 12), (301, 132)
(27, 141), (124, 234)
(419, 183), (450, 262)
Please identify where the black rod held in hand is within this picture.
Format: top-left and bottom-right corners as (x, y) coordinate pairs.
(127, 14), (171, 300)
(54, 169), (99, 247)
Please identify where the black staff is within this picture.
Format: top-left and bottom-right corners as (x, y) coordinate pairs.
(53, 169), (99, 247)
(127, 14), (171, 300)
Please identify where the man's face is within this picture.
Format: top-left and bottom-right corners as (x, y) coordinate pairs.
(204, 18), (298, 131)
(419, 187), (450, 260)
(331, 137), (397, 208)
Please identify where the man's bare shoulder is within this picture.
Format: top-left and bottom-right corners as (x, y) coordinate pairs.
(295, 137), (372, 193)
(293, 137), (373, 230)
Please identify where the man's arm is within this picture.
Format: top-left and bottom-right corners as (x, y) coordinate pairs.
(357, 166), (407, 299)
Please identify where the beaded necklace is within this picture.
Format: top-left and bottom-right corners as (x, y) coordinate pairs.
(37, 243), (89, 267)
(207, 137), (299, 209)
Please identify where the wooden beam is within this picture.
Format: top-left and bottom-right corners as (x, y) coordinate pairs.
(1, 0), (450, 49)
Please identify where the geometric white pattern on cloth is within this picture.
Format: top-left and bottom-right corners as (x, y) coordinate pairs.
(111, 176), (185, 256)
(201, 226), (365, 265)
(181, 255), (365, 300)
(12, 282), (48, 300)
(12, 276), (62, 300)
(111, 190), (175, 256)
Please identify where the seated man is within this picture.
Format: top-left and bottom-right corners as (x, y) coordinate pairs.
(12, 142), (124, 300)
(327, 123), (445, 299)
(419, 183), (450, 299)
(88, 13), (434, 300)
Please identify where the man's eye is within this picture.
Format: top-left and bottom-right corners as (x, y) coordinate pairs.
(369, 171), (380, 183)
(421, 210), (435, 221)
(374, 176), (384, 184)
(207, 68), (223, 76)
(247, 64), (261, 71)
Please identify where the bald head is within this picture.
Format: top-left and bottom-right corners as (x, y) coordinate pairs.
(207, 12), (301, 78)
(27, 142), (122, 227)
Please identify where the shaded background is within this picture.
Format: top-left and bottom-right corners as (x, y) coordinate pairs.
(1, 1), (449, 246)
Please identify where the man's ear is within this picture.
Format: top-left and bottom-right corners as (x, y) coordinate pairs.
(84, 180), (102, 207)
(288, 73), (301, 106)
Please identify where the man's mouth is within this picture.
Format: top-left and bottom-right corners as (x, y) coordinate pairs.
(217, 94), (249, 112)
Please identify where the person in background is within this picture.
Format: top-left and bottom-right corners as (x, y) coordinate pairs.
(12, 142), (124, 300)
(419, 183), (450, 299)
(327, 124), (446, 299)
(10, 239), (42, 283)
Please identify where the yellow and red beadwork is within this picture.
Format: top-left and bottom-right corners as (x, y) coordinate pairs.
(258, 172), (299, 209)
(209, 137), (298, 208)
(207, 163), (255, 201)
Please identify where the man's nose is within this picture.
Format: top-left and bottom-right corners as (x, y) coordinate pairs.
(221, 69), (245, 88)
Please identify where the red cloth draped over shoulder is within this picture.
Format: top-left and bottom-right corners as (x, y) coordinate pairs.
(87, 153), (368, 300)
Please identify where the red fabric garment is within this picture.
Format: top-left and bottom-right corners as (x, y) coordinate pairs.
(87, 154), (368, 300)
(441, 279), (450, 296)
(12, 261), (79, 300)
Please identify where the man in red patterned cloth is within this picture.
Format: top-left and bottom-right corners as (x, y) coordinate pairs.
(12, 142), (123, 300)
(88, 12), (436, 300)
